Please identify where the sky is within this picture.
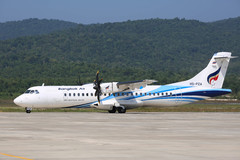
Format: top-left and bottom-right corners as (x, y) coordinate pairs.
(0, 0), (240, 24)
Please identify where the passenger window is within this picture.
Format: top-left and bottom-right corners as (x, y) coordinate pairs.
(64, 93), (67, 96)
(131, 93), (133, 96)
(157, 93), (159, 96)
(149, 93), (151, 96)
(73, 93), (76, 96)
(122, 93), (124, 96)
(69, 93), (71, 96)
(104, 93), (106, 96)
(145, 93), (147, 96)
(162, 93), (164, 96)
(113, 93), (115, 96)
(117, 93), (120, 96)
(135, 93), (138, 96)
(82, 93), (84, 96)
(170, 92), (172, 96)
(153, 93), (155, 96)
(86, 93), (88, 96)
(109, 93), (111, 96)
(91, 93), (93, 96)
(166, 92), (168, 96)
(126, 93), (129, 96)
(78, 93), (80, 96)
(140, 93), (142, 96)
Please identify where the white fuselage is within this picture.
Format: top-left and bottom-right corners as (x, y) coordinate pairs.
(13, 83), (231, 109)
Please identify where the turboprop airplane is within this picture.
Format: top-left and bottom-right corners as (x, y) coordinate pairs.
(14, 52), (236, 113)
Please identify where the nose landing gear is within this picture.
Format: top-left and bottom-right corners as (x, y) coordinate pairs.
(25, 107), (32, 113)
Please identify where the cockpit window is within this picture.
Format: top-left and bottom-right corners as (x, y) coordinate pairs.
(24, 90), (39, 94)
(24, 90), (31, 93)
(30, 90), (35, 94)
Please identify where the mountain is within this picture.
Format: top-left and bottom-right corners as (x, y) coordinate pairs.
(0, 17), (239, 98)
(0, 18), (78, 40)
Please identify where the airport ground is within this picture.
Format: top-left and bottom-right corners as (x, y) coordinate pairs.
(1, 98), (240, 112)
(0, 112), (240, 160)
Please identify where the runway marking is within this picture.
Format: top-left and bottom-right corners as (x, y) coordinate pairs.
(0, 152), (33, 160)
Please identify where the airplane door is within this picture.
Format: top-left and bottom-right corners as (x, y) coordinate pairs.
(174, 88), (182, 104)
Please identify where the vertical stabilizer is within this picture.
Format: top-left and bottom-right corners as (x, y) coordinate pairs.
(172, 52), (235, 88)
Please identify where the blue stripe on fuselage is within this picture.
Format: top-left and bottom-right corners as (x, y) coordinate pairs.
(119, 85), (192, 101)
(101, 85), (231, 102)
(63, 86), (231, 108)
(180, 89), (231, 97)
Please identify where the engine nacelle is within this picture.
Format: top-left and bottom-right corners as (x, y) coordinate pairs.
(101, 82), (121, 93)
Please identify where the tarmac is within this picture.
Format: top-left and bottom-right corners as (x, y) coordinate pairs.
(0, 112), (240, 160)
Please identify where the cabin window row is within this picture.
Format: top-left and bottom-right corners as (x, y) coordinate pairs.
(112, 92), (172, 96)
(64, 92), (172, 97)
(64, 93), (94, 97)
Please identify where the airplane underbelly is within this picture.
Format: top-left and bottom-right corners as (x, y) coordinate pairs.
(118, 100), (143, 109)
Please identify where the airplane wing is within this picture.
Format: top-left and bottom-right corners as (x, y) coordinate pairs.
(116, 79), (157, 91)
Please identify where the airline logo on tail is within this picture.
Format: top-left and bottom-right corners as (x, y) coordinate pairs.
(207, 67), (221, 84)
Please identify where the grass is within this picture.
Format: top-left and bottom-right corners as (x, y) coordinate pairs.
(1, 99), (240, 112)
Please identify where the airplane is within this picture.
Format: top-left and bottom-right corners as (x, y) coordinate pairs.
(14, 52), (236, 113)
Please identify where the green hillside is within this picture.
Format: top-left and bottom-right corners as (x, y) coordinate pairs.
(0, 17), (239, 98)
(0, 18), (78, 40)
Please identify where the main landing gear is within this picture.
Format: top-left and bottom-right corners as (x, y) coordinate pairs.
(25, 107), (32, 113)
(108, 106), (126, 114)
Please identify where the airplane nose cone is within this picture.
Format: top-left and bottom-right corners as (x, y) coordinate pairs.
(14, 96), (22, 106)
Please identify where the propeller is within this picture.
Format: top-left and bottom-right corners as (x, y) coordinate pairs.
(93, 71), (102, 103)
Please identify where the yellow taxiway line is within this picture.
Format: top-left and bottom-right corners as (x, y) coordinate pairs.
(0, 152), (33, 160)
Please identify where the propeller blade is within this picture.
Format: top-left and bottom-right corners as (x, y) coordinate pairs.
(93, 71), (102, 103)
(97, 93), (100, 103)
(96, 71), (99, 81)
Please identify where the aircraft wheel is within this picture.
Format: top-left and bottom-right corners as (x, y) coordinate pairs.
(108, 106), (116, 113)
(117, 107), (126, 113)
(25, 107), (32, 113)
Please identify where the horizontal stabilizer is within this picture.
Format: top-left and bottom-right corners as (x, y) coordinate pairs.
(214, 56), (238, 59)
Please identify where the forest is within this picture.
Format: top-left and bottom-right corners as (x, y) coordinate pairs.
(0, 18), (78, 40)
(0, 17), (239, 99)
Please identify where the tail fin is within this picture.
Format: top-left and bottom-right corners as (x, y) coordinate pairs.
(172, 52), (236, 88)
